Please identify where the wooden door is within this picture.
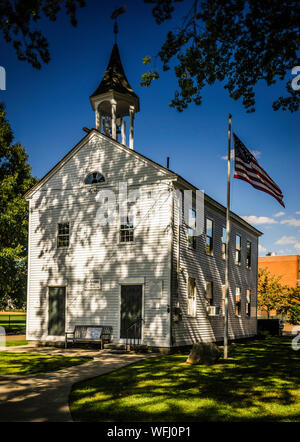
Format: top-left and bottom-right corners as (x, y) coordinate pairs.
(48, 287), (66, 336)
(120, 285), (143, 339)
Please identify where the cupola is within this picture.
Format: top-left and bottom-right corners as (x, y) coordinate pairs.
(90, 43), (140, 149)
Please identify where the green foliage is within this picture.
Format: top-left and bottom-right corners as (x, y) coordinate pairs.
(140, 70), (160, 87)
(0, 0), (86, 69)
(143, 0), (300, 112)
(258, 268), (300, 320)
(257, 267), (284, 316)
(0, 103), (37, 309)
(142, 56), (152, 65)
(288, 304), (300, 325)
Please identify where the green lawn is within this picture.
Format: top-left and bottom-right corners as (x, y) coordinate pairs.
(5, 339), (28, 347)
(0, 352), (92, 376)
(70, 337), (300, 422)
(0, 313), (26, 334)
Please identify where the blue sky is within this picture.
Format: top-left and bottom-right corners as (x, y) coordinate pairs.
(0, 0), (299, 256)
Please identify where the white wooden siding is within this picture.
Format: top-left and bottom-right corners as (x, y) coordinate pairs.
(172, 187), (258, 346)
(26, 133), (173, 347)
(26, 131), (259, 348)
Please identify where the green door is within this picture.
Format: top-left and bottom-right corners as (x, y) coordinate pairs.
(120, 285), (142, 339)
(48, 287), (66, 336)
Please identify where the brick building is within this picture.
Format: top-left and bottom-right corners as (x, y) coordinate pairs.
(258, 255), (300, 288)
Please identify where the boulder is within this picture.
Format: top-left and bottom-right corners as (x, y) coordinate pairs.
(186, 342), (221, 365)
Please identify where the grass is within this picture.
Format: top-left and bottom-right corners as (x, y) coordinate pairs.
(5, 339), (28, 347)
(0, 352), (92, 376)
(0, 313), (26, 334)
(70, 337), (300, 422)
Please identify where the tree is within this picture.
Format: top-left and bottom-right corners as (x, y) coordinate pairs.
(1, 1), (299, 112)
(0, 103), (37, 309)
(257, 268), (300, 319)
(288, 304), (300, 325)
(0, 0), (86, 69)
(142, 0), (300, 112)
(257, 268), (283, 317)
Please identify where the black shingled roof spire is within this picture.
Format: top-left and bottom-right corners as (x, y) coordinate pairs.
(90, 44), (139, 101)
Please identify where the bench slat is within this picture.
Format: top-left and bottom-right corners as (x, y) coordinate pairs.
(65, 325), (113, 349)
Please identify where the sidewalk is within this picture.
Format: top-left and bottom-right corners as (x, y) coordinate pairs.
(0, 344), (152, 422)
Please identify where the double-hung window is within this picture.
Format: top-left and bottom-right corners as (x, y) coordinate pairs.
(205, 218), (213, 255)
(187, 277), (196, 317)
(235, 287), (241, 316)
(246, 289), (251, 317)
(222, 284), (226, 314)
(187, 209), (196, 249)
(221, 227), (227, 260)
(235, 235), (241, 265)
(205, 281), (214, 306)
(57, 223), (69, 248)
(120, 216), (134, 243)
(246, 241), (251, 269)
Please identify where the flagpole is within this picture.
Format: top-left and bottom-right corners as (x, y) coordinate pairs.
(224, 113), (232, 359)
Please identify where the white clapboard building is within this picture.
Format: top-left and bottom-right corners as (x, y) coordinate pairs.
(25, 44), (262, 350)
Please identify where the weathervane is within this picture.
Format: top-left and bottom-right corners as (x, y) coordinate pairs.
(111, 5), (127, 43)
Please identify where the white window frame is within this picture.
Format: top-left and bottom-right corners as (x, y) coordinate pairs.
(246, 289), (251, 317)
(119, 215), (134, 243)
(205, 281), (214, 306)
(187, 208), (196, 249)
(235, 235), (241, 265)
(187, 277), (197, 317)
(57, 222), (70, 248)
(246, 240), (252, 269)
(205, 217), (214, 256)
(235, 287), (241, 316)
(221, 227), (227, 260)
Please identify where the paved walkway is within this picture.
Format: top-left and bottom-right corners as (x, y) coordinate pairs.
(5, 335), (26, 341)
(0, 344), (152, 422)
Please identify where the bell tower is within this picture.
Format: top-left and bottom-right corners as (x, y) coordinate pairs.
(90, 44), (140, 149)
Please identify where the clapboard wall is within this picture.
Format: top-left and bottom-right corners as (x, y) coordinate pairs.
(171, 186), (259, 346)
(26, 130), (260, 348)
(26, 132), (174, 347)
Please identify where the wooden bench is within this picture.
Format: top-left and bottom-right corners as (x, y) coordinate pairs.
(65, 325), (113, 349)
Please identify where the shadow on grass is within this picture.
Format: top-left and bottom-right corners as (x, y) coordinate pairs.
(70, 338), (300, 422)
(0, 352), (92, 376)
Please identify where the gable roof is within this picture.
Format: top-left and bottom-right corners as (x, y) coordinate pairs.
(23, 129), (176, 199)
(24, 128), (262, 237)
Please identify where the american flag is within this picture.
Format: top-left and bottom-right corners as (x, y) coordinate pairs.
(233, 133), (285, 207)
